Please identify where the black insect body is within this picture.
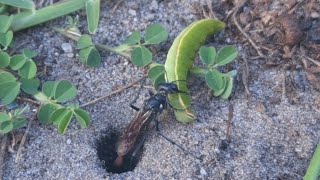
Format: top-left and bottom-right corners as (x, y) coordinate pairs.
(114, 83), (184, 168)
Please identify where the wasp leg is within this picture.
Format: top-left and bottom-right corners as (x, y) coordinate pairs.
(155, 119), (200, 159)
(130, 104), (140, 111)
(129, 79), (146, 111)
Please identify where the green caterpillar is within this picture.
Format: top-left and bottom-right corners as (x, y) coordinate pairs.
(164, 19), (225, 123)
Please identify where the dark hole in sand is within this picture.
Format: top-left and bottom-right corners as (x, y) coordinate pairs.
(96, 129), (143, 174)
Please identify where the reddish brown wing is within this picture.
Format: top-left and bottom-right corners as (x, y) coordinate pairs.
(116, 109), (153, 156)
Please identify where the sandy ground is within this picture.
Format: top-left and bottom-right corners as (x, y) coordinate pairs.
(3, 0), (320, 179)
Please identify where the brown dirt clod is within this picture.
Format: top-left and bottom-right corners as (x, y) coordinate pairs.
(276, 14), (304, 46)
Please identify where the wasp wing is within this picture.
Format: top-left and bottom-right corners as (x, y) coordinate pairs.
(116, 108), (155, 156)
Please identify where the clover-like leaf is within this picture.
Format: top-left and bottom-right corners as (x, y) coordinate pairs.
(20, 77), (40, 95)
(10, 54), (27, 70)
(199, 46), (216, 65)
(213, 79), (227, 97)
(205, 69), (225, 92)
(219, 77), (234, 100)
(0, 52), (10, 68)
(144, 24), (168, 44)
(86, 0), (100, 34)
(0, 30), (13, 48)
(73, 108), (90, 128)
(131, 46), (152, 67)
(49, 107), (73, 134)
(42, 81), (57, 98)
(0, 112), (10, 122)
(0, 15), (13, 33)
(54, 80), (77, 102)
(12, 118), (27, 129)
(79, 46), (101, 67)
(148, 63), (166, 87)
(18, 60), (37, 79)
(0, 121), (13, 133)
(23, 48), (37, 59)
(216, 46), (238, 66)
(0, 81), (20, 105)
(0, 71), (16, 84)
(124, 31), (141, 45)
(76, 34), (93, 49)
(38, 103), (59, 124)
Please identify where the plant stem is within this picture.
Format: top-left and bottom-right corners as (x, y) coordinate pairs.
(189, 67), (207, 77)
(53, 27), (131, 58)
(11, 0), (87, 32)
(304, 144), (320, 180)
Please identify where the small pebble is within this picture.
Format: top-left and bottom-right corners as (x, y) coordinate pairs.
(67, 139), (72, 144)
(128, 9), (137, 16)
(61, 43), (73, 53)
(200, 168), (207, 175)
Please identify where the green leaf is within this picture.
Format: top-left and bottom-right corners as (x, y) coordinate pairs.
(0, 15), (13, 33)
(0, 0), (35, 10)
(131, 46), (152, 67)
(10, 54), (27, 70)
(0, 71), (16, 84)
(50, 108), (73, 134)
(199, 46), (216, 65)
(0, 81), (20, 105)
(205, 69), (225, 92)
(216, 46), (238, 66)
(76, 34), (93, 49)
(144, 24), (168, 45)
(148, 63), (166, 87)
(42, 81), (57, 98)
(0, 112), (10, 122)
(219, 77), (234, 100)
(86, 0), (100, 34)
(23, 48), (37, 59)
(0, 51), (10, 68)
(54, 80), (77, 102)
(0, 120), (13, 133)
(20, 77), (40, 95)
(38, 103), (59, 124)
(212, 79), (227, 97)
(73, 108), (90, 128)
(79, 46), (101, 67)
(227, 70), (237, 77)
(12, 118), (27, 129)
(18, 60), (37, 79)
(124, 31), (141, 45)
(0, 30), (13, 47)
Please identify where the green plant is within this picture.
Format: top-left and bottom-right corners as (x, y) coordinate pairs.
(0, 0), (100, 33)
(0, 13), (91, 134)
(304, 144), (320, 180)
(0, 107), (28, 134)
(73, 23), (168, 68)
(34, 80), (90, 134)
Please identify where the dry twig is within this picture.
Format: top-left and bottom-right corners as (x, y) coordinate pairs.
(226, 104), (234, 141)
(232, 4), (266, 58)
(241, 55), (251, 98)
(0, 135), (8, 180)
(15, 112), (37, 163)
(80, 76), (147, 108)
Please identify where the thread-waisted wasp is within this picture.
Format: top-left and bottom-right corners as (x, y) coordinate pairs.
(114, 82), (191, 169)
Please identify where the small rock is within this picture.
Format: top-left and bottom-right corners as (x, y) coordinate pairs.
(128, 9), (136, 16)
(200, 167), (207, 175)
(66, 139), (72, 144)
(61, 43), (73, 53)
(67, 53), (74, 58)
(150, 0), (158, 10)
(311, 12), (320, 19)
